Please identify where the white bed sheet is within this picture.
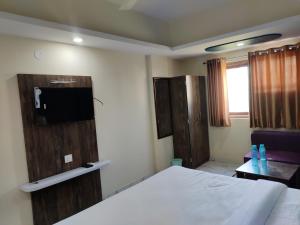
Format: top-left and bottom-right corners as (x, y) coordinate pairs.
(223, 179), (285, 225)
(54, 166), (299, 225)
(266, 188), (300, 225)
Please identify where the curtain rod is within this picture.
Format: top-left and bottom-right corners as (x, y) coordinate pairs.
(250, 44), (300, 54)
(202, 55), (248, 65)
(203, 43), (299, 65)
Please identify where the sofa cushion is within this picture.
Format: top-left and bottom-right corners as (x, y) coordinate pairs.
(244, 150), (300, 164)
(251, 130), (300, 153)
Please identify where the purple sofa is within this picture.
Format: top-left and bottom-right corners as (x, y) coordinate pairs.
(244, 130), (300, 164)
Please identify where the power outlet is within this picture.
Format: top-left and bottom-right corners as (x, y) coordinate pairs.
(64, 154), (73, 164)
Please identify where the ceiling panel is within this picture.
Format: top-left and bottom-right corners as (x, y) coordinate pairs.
(132, 0), (236, 21)
(0, 12), (299, 59)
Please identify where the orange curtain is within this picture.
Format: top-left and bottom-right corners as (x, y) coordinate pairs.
(207, 58), (231, 127)
(249, 43), (300, 128)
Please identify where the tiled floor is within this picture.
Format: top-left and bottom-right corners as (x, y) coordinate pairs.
(197, 161), (240, 177)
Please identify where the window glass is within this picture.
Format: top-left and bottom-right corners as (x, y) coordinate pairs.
(226, 66), (249, 114)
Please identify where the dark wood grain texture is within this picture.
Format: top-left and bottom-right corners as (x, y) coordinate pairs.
(236, 159), (299, 188)
(17, 74), (102, 225)
(170, 76), (210, 168)
(31, 171), (101, 224)
(170, 76), (191, 167)
(186, 76), (210, 168)
(153, 78), (173, 139)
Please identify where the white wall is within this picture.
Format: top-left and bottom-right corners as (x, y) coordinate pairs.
(146, 55), (181, 171)
(0, 35), (157, 225)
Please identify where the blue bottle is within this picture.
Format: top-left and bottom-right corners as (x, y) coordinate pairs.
(261, 159), (268, 175)
(251, 145), (258, 159)
(251, 145), (258, 166)
(259, 144), (267, 161)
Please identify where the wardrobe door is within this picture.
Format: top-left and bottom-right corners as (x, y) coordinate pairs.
(153, 78), (173, 139)
(186, 76), (210, 168)
(198, 76), (210, 165)
(170, 76), (191, 167)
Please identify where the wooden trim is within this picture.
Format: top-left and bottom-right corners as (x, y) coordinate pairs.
(226, 60), (248, 69)
(153, 77), (173, 139)
(229, 112), (249, 118)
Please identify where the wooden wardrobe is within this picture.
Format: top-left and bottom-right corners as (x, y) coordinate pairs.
(153, 75), (210, 169)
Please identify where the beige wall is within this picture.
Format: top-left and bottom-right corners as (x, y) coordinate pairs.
(1, 25), (296, 225)
(178, 51), (253, 164)
(0, 35), (157, 225)
(146, 55), (181, 171)
(146, 53), (253, 165)
(169, 0), (300, 45)
(209, 119), (252, 163)
(177, 38), (300, 163)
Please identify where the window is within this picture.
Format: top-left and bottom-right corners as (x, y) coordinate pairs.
(226, 63), (249, 116)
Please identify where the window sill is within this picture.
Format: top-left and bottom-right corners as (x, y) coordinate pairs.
(229, 113), (249, 119)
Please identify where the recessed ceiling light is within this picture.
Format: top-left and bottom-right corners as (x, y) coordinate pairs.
(205, 34), (282, 52)
(73, 37), (83, 43)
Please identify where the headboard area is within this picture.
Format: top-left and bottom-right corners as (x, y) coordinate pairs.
(17, 74), (102, 225)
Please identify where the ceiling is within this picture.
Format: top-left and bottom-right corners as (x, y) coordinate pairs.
(0, 12), (299, 59)
(0, 1), (299, 58)
(1, 0), (300, 46)
(0, 0), (171, 45)
(110, 0), (236, 21)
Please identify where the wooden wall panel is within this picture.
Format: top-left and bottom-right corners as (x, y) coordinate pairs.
(153, 78), (173, 139)
(17, 74), (102, 225)
(31, 171), (101, 224)
(186, 76), (210, 168)
(170, 76), (210, 169)
(169, 76), (191, 167)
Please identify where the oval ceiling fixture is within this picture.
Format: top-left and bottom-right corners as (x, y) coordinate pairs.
(73, 37), (83, 43)
(205, 33), (282, 52)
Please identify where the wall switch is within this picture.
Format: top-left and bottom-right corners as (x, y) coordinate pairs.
(64, 154), (73, 163)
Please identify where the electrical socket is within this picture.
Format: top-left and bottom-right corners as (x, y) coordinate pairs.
(64, 154), (73, 163)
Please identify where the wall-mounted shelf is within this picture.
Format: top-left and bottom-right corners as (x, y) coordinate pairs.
(19, 160), (111, 193)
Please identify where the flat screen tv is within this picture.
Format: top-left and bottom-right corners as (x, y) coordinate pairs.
(34, 87), (94, 124)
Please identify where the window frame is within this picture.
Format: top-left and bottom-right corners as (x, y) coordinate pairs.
(226, 60), (250, 118)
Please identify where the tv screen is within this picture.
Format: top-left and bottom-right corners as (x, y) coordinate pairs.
(34, 87), (94, 124)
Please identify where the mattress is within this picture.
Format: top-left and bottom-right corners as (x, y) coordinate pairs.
(266, 188), (300, 225)
(55, 166), (300, 225)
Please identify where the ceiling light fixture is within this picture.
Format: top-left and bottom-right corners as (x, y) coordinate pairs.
(73, 37), (83, 43)
(205, 33), (282, 52)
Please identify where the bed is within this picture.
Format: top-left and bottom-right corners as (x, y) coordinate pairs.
(55, 166), (300, 225)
